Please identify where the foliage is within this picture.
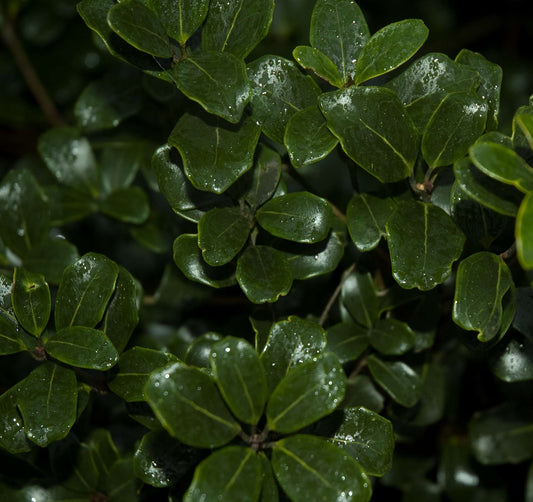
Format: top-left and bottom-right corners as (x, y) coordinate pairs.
(0, 0), (532, 500)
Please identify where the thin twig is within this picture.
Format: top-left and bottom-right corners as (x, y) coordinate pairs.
(500, 241), (517, 261)
(319, 262), (356, 327)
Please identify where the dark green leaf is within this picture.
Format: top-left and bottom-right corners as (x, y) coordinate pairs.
(369, 318), (415, 356)
(309, 0), (370, 85)
(184, 446), (262, 502)
(169, 113), (261, 194)
(422, 91), (487, 168)
(0, 310), (25, 355)
(517, 193), (533, 270)
(0, 387), (30, 454)
(346, 193), (396, 252)
(87, 428), (120, 479)
(236, 245), (292, 303)
(44, 185), (97, 225)
(171, 51), (250, 123)
(354, 19), (428, 85)
(319, 86), (419, 183)
(261, 316), (326, 392)
(247, 55), (321, 143)
(292, 46), (342, 87)
(453, 252), (515, 342)
(242, 145), (282, 209)
(284, 105), (338, 168)
(259, 451), (279, 502)
(386, 201), (465, 290)
(211, 336), (267, 425)
(343, 375), (384, 413)
(55, 253), (119, 330)
(272, 434), (372, 502)
(17, 363), (77, 447)
(173, 234), (236, 288)
(513, 105), (533, 151)
(109, 347), (178, 402)
(202, 0), (275, 59)
(198, 207), (251, 266)
(185, 332), (222, 369)
(367, 355), (422, 407)
(100, 186), (150, 224)
(12, 268), (50, 337)
(103, 458), (137, 502)
(144, 361), (241, 448)
(0, 167), (50, 257)
(107, 0), (172, 58)
(147, 0), (208, 45)
(45, 326), (119, 370)
(327, 322), (368, 364)
(491, 338), (533, 382)
(266, 352), (345, 433)
(341, 271), (380, 328)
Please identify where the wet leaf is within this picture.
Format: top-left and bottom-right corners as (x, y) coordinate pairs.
(517, 193), (533, 270)
(369, 318), (415, 356)
(185, 332), (223, 370)
(0, 387), (30, 454)
(326, 322), (368, 364)
(491, 338), (533, 382)
(292, 46), (342, 87)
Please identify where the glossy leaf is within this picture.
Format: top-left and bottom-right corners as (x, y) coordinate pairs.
(369, 318), (415, 356)
(367, 355), (421, 407)
(109, 347), (178, 402)
(453, 252), (515, 342)
(242, 145), (281, 209)
(346, 193), (396, 252)
(171, 52), (250, 123)
(185, 332), (223, 369)
(517, 193), (533, 270)
(256, 192), (332, 243)
(45, 185), (97, 226)
(210, 337), (267, 424)
(319, 86), (419, 183)
(284, 105), (338, 168)
(266, 352), (345, 433)
(341, 271), (380, 328)
(0, 387), (29, 454)
(247, 55), (321, 143)
(309, 0), (370, 85)
(386, 201), (465, 290)
(11, 268), (50, 337)
(236, 245), (292, 303)
(261, 316), (327, 392)
(422, 91), (487, 168)
(354, 19), (428, 85)
(17, 363), (77, 447)
(184, 446), (262, 502)
(38, 127), (100, 197)
(272, 435), (372, 502)
(326, 322), (369, 364)
(198, 207), (251, 266)
(144, 361), (241, 448)
(491, 338), (533, 382)
(107, 0), (172, 58)
(343, 375), (384, 413)
(147, 0), (208, 45)
(54, 253), (119, 330)
(169, 113), (261, 194)
(202, 0), (275, 59)
(0, 167), (50, 257)
(100, 186), (150, 224)
(259, 451), (279, 502)
(514, 106), (533, 151)
(0, 310), (25, 355)
(173, 234), (236, 288)
(292, 46), (342, 87)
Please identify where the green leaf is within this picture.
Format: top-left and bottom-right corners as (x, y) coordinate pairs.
(469, 405), (533, 464)
(210, 336), (267, 425)
(422, 91), (488, 168)
(144, 361), (241, 448)
(185, 332), (223, 369)
(369, 318), (415, 356)
(107, 0), (172, 58)
(453, 252), (516, 342)
(386, 201), (465, 290)
(0, 167), (50, 257)
(44, 185), (97, 225)
(470, 141), (533, 193)
(326, 322), (369, 364)
(309, 0), (370, 85)
(55, 252), (119, 330)
(247, 55), (321, 143)
(0, 310), (25, 355)
(259, 451), (279, 502)
(343, 375), (384, 413)
(319, 86), (419, 183)
(17, 363), (77, 447)
(346, 193), (396, 252)
(184, 446), (262, 502)
(99, 186), (150, 224)
(513, 106), (533, 151)
(261, 316), (327, 392)
(284, 105), (338, 168)
(198, 207), (251, 266)
(173, 234), (236, 288)
(292, 46), (342, 87)
(146, 0), (208, 45)
(45, 326), (119, 370)
(171, 52), (251, 123)
(386, 52), (480, 131)
(367, 355), (421, 407)
(517, 193), (533, 270)
(256, 192), (332, 243)
(87, 428), (120, 479)
(411, 363), (446, 427)
(202, 0), (275, 59)
(38, 126), (100, 197)
(354, 19), (428, 85)
(341, 271), (380, 328)
(169, 113), (261, 194)
(236, 246), (293, 303)
(11, 268), (50, 337)
(272, 435), (372, 502)
(0, 387), (30, 454)
(266, 352), (345, 433)
(103, 458), (137, 502)
(491, 338), (533, 382)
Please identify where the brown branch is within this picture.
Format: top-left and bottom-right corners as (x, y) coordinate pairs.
(319, 262), (356, 327)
